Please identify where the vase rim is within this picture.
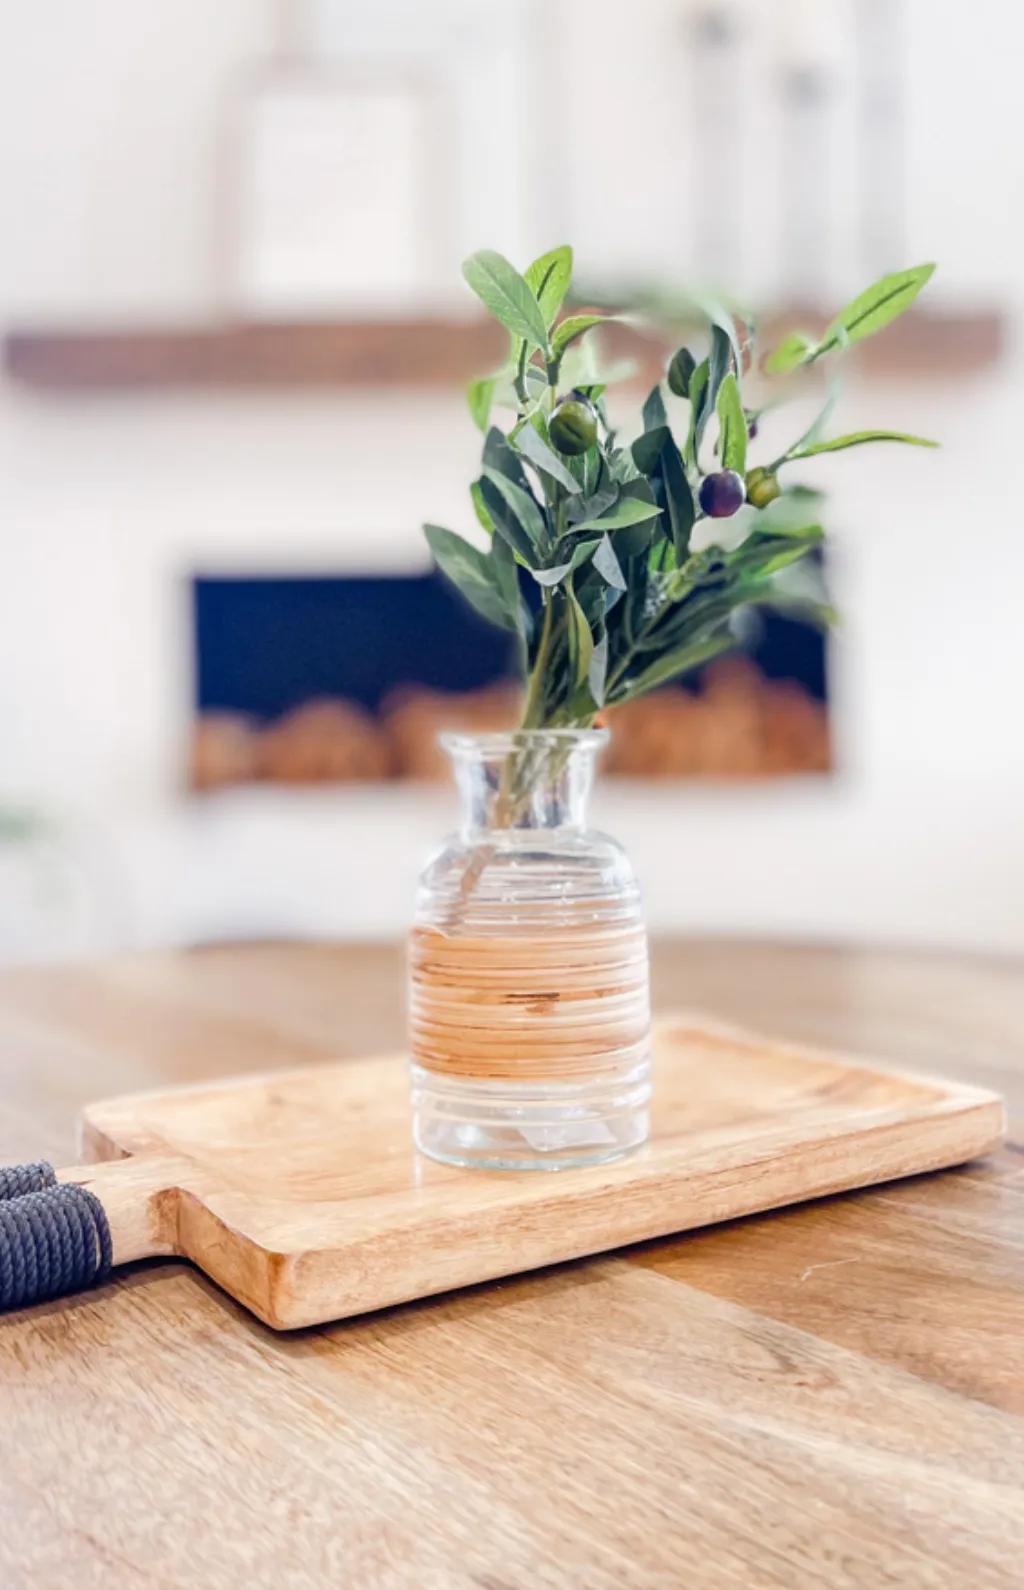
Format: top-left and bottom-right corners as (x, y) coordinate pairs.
(440, 728), (609, 756)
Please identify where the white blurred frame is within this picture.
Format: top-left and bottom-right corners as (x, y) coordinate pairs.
(231, 66), (452, 319)
(303, 0), (549, 278)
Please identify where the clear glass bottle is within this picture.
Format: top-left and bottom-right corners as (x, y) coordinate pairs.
(409, 729), (651, 1170)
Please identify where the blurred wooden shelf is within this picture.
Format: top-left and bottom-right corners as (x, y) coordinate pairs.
(2, 307), (1005, 391)
(2, 318), (507, 392)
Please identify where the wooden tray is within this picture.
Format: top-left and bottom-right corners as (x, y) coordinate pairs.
(64, 1015), (1003, 1330)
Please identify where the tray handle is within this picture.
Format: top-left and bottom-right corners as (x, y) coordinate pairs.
(0, 1155), (180, 1312)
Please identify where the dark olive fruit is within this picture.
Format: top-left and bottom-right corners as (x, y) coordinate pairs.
(747, 417), (759, 440)
(549, 397), (598, 456)
(667, 347), (697, 399)
(745, 466), (781, 509)
(699, 469), (746, 518)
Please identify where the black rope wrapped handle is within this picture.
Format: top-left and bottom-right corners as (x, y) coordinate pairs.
(0, 1161), (112, 1311)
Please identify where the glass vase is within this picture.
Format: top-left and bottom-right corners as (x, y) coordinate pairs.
(408, 729), (651, 1170)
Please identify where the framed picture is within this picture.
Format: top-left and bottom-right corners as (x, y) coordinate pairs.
(231, 67), (451, 318)
(303, 0), (540, 283)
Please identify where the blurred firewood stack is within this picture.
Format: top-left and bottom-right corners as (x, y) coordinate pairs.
(189, 659), (830, 791)
(383, 683), (522, 781)
(604, 659), (830, 778)
(257, 700), (392, 782)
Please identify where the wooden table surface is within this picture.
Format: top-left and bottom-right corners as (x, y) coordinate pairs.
(1, 939), (1023, 1590)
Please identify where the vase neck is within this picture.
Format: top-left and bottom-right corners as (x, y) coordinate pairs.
(443, 731), (607, 840)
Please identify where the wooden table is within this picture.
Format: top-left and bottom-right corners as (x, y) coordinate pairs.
(1, 940), (1022, 1589)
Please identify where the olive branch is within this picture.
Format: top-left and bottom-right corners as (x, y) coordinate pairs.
(425, 246), (937, 734)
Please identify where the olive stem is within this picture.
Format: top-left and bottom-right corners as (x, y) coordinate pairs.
(514, 341), (529, 407)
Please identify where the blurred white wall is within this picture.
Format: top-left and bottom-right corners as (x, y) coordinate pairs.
(4, 0), (1024, 317)
(0, 0), (1022, 957)
(0, 1), (278, 320)
(560, 0), (1024, 307)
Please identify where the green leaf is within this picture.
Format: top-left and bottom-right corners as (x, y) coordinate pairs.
(423, 524), (516, 632)
(470, 479), (495, 534)
(642, 385), (668, 432)
(561, 441), (608, 497)
(481, 466), (548, 554)
(660, 439), (695, 560)
(689, 328), (732, 464)
(819, 264), (935, 354)
(511, 246), (575, 378)
(614, 633), (736, 701)
(567, 589), (595, 686)
(716, 371), (747, 474)
(477, 486), (537, 569)
(619, 477), (660, 507)
(551, 313), (617, 359)
(592, 534), (626, 590)
(789, 429), (939, 458)
(730, 528), (824, 579)
(615, 518), (660, 559)
(515, 419), (581, 493)
(490, 524), (522, 619)
(532, 564), (573, 587)
(763, 331), (816, 375)
(530, 539), (599, 587)
(573, 495), (663, 535)
(462, 249), (549, 350)
(704, 325), (733, 432)
(688, 288), (746, 371)
(583, 447), (609, 498)
(573, 557), (616, 626)
(631, 426), (694, 560)
(685, 358), (710, 467)
(588, 628), (609, 707)
(607, 445), (641, 485)
(620, 542), (651, 646)
(466, 377), (495, 434)
(478, 478), (539, 564)
(483, 425), (531, 493)
(567, 482), (617, 527)
(631, 424), (669, 477)
(525, 245), (573, 329)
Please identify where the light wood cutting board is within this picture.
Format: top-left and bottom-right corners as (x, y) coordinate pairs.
(57, 1015), (1003, 1329)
